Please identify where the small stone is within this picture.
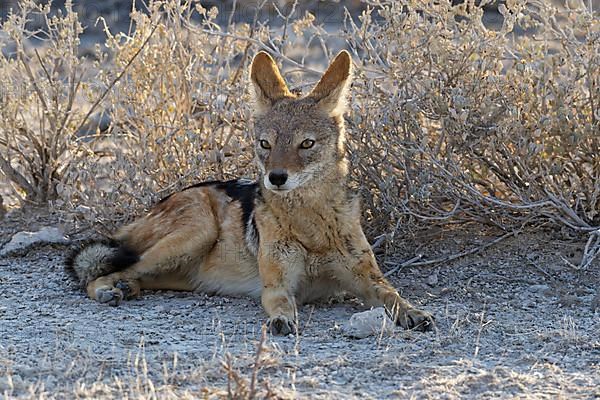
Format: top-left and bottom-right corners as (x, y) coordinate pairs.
(528, 284), (550, 294)
(0, 227), (68, 255)
(521, 300), (535, 308)
(427, 271), (439, 286)
(343, 307), (395, 339)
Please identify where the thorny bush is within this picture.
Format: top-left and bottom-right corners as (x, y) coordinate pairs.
(0, 0), (598, 266)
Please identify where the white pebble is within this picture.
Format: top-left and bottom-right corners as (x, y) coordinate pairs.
(0, 227), (68, 255)
(343, 307), (395, 339)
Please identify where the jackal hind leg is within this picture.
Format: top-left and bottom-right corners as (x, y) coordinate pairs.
(87, 227), (215, 306)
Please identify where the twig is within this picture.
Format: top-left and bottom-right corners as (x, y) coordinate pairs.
(0, 152), (37, 199)
(563, 229), (600, 270)
(384, 254), (423, 277)
(526, 259), (555, 281)
(371, 234), (387, 251)
(385, 230), (519, 275)
(181, 21), (323, 75)
(18, 49), (56, 134)
(473, 301), (490, 358)
(248, 326), (267, 400)
(74, 24), (159, 136)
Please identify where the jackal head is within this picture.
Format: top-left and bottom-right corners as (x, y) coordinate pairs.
(250, 51), (352, 193)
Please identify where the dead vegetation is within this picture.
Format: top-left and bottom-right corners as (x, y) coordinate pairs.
(0, 0), (598, 261)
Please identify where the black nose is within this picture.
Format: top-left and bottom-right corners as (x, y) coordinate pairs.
(268, 170), (288, 186)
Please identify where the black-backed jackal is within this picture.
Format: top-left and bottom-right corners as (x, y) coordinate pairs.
(67, 51), (434, 334)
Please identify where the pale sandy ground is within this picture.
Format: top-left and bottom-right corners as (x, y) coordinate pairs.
(1, 1), (599, 397)
(0, 210), (598, 399)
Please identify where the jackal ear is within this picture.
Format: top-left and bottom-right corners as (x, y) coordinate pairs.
(308, 50), (352, 117)
(250, 51), (293, 114)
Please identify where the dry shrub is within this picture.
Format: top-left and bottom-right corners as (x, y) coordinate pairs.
(343, 0), (599, 266)
(0, 0), (90, 203)
(69, 2), (257, 222)
(347, 1), (598, 229)
(0, 0), (598, 264)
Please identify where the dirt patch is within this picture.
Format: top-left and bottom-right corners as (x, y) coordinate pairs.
(0, 214), (598, 399)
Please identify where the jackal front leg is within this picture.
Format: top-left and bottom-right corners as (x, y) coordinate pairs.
(343, 252), (435, 332)
(258, 242), (304, 335)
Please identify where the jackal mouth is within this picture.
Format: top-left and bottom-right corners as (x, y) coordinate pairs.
(268, 187), (292, 194)
(262, 183), (294, 194)
(262, 174), (301, 193)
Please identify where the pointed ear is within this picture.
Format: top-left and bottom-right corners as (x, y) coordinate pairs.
(307, 50), (352, 116)
(250, 51), (293, 114)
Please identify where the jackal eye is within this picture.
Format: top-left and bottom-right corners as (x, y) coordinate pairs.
(259, 140), (271, 150)
(299, 139), (315, 149)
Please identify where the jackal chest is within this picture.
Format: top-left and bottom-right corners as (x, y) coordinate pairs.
(297, 223), (351, 259)
(261, 204), (367, 265)
(255, 194), (369, 271)
(284, 204), (357, 251)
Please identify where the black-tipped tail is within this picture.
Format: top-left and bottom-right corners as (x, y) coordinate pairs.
(65, 239), (139, 288)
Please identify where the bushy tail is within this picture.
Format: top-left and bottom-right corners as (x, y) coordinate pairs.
(65, 240), (139, 288)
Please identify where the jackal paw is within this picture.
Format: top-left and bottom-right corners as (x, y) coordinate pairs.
(396, 308), (435, 332)
(95, 280), (139, 306)
(268, 316), (296, 335)
(95, 286), (123, 306)
(115, 280), (140, 299)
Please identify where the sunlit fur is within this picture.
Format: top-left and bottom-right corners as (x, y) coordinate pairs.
(67, 51), (434, 335)
(254, 97), (347, 194)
